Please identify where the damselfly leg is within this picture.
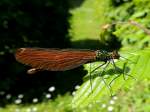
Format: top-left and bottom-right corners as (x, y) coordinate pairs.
(109, 60), (136, 86)
(89, 61), (113, 96)
(89, 62), (107, 93)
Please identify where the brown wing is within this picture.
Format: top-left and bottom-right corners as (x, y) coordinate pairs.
(15, 48), (97, 71)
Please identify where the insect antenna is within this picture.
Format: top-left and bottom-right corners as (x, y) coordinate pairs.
(120, 55), (136, 64)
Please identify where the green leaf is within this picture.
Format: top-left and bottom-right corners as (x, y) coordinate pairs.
(72, 48), (150, 108)
(69, 0), (112, 42)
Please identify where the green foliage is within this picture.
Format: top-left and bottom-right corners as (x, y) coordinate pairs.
(69, 0), (112, 42)
(73, 80), (150, 112)
(1, 81), (149, 112)
(111, 0), (150, 49)
(69, 0), (150, 110)
(0, 94), (72, 112)
(72, 48), (150, 108)
(70, 0), (150, 49)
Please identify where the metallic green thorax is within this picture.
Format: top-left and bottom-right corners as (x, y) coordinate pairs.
(95, 50), (120, 62)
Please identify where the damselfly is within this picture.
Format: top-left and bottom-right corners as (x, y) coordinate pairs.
(15, 48), (120, 73)
(15, 48), (124, 96)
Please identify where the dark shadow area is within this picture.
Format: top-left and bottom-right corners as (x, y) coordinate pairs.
(111, 0), (132, 7)
(0, 0), (86, 107)
(71, 38), (121, 51)
(68, 0), (85, 8)
(71, 23), (122, 51)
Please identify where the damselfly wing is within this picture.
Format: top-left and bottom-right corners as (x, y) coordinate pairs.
(15, 48), (120, 71)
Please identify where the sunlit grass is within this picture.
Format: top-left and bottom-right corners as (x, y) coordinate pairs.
(0, 93), (72, 112)
(1, 81), (149, 112)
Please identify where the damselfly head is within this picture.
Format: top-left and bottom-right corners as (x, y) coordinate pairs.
(96, 50), (120, 62)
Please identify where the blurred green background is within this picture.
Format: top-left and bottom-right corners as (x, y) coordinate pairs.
(0, 0), (150, 111)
